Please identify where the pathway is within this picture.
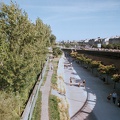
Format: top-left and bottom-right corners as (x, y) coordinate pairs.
(40, 62), (53, 120)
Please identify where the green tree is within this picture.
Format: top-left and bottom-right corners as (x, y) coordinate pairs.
(112, 74), (120, 89)
(53, 47), (62, 57)
(50, 34), (56, 46)
(90, 61), (101, 73)
(0, 2), (52, 119)
(98, 64), (116, 83)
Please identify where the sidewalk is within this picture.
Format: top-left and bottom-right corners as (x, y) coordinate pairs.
(40, 56), (88, 120)
(58, 55), (88, 118)
(40, 62), (53, 120)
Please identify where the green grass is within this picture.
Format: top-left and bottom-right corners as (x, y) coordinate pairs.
(49, 95), (60, 120)
(41, 67), (49, 86)
(51, 59), (58, 89)
(31, 91), (42, 120)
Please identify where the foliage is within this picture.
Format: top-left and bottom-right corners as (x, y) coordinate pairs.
(70, 51), (77, 57)
(49, 95), (60, 120)
(76, 54), (86, 64)
(0, 2), (52, 118)
(49, 34), (56, 46)
(91, 61), (101, 69)
(101, 43), (120, 50)
(64, 43), (71, 48)
(112, 74), (120, 82)
(51, 60), (58, 89)
(58, 98), (70, 120)
(98, 64), (116, 75)
(31, 91), (42, 120)
(0, 92), (23, 120)
(98, 64), (116, 83)
(84, 58), (92, 65)
(53, 47), (62, 57)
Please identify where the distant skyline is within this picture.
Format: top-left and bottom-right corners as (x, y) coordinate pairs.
(1, 0), (120, 41)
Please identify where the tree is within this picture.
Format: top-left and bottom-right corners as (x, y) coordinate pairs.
(98, 64), (116, 83)
(50, 34), (56, 46)
(112, 74), (120, 89)
(0, 2), (52, 119)
(90, 61), (101, 74)
(53, 47), (62, 57)
(76, 54), (86, 66)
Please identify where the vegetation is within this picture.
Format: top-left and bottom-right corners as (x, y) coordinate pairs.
(50, 34), (56, 46)
(98, 64), (116, 83)
(51, 59), (58, 89)
(101, 43), (120, 50)
(50, 56), (69, 120)
(0, 2), (55, 119)
(112, 74), (120, 89)
(41, 62), (49, 86)
(58, 98), (69, 120)
(90, 60), (101, 73)
(31, 91), (42, 120)
(70, 52), (119, 85)
(52, 47), (63, 57)
(49, 95), (60, 120)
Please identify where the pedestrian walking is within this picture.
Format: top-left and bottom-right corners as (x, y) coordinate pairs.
(51, 65), (53, 70)
(107, 93), (112, 102)
(112, 92), (117, 104)
(83, 79), (86, 87)
(70, 77), (72, 86)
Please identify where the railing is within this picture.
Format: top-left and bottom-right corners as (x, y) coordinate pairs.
(20, 59), (49, 120)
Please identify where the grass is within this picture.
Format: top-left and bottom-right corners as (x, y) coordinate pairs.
(31, 91), (42, 120)
(41, 63), (49, 86)
(49, 56), (69, 120)
(49, 95), (60, 120)
(51, 58), (59, 89)
(49, 57), (60, 120)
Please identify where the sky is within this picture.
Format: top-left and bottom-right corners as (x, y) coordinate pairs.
(1, 0), (120, 41)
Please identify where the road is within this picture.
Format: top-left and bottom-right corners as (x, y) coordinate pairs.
(70, 59), (120, 120)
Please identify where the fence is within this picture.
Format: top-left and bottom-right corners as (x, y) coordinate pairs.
(20, 59), (49, 120)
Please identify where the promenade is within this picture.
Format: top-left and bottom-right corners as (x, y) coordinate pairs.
(40, 55), (120, 120)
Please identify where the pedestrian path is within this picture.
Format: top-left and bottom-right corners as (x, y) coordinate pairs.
(40, 62), (53, 120)
(58, 55), (88, 118)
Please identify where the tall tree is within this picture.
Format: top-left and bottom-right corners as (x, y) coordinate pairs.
(0, 2), (52, 119)
(50, 34), (56, 46)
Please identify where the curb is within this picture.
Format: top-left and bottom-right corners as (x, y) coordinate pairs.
(70, 87), (88, 119)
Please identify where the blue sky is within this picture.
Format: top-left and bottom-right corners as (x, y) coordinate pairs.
(1, 0), (120, 41)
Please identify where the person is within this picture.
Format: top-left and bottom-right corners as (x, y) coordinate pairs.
(70, 77), (72, 86)
(107, 93), (112, 102)
(51, 65), (53, 70)
(83, 80), (86, 87)
(78, 82), (80, 87)
(112, 92), (117, 104)
(117, 98), (120, 107)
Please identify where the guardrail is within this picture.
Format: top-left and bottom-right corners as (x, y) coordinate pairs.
(20, 59), (49, 120)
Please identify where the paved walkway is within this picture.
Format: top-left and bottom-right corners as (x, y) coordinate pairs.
(40, 62), (53, 120)
(58, 55), (88, 118)
(68, 56), (120, 120)
(40, 55), (120, 120)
